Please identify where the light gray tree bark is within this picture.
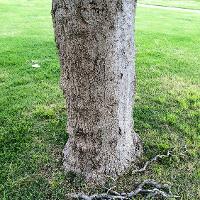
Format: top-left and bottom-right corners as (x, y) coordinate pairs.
(52, 0), (142, 184)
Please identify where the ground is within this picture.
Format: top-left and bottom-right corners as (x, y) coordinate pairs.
(0, 0), (199, 199)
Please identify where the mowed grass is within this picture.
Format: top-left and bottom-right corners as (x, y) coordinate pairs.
(0, 0), (200, 199)
(139, 0), (200, 10)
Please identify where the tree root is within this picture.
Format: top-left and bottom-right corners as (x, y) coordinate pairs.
(67, 151), (179, 199)
(133, 150), (172, 173)
(67, 179), (179, 199)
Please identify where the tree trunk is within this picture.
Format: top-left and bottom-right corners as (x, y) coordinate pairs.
(52, 0), (142, 183)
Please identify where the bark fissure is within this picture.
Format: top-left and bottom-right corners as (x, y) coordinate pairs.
(52, 0), (142, 183)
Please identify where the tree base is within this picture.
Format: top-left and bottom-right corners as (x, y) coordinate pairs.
(63, 131), (142, 184)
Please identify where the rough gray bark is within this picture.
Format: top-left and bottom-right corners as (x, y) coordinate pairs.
(52, 0), (142, 183)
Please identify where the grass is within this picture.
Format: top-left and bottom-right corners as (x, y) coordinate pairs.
(139, 0), (200, 10)
(0, 0), (200, 199)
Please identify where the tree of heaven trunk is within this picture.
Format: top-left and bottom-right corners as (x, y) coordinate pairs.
(52, 0), (142, 183)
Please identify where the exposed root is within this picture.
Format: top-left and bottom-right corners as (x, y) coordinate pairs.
(133, 150), (172, 173)
(128, 179), (179, 198)
(67, 151), (179, 199)
(67, 179), (179, 199)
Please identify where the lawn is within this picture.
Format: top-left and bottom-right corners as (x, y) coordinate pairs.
(0, 0), (200, 199)
(139, 0), (200, 10)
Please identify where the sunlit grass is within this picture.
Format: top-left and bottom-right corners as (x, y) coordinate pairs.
(139, 0), (200, 10)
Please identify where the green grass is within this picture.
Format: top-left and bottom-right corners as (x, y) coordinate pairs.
(139, 0), (200, 10)
(0, 0), (200, 199)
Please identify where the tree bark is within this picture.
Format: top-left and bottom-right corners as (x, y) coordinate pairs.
(52, 0), (142, 183)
